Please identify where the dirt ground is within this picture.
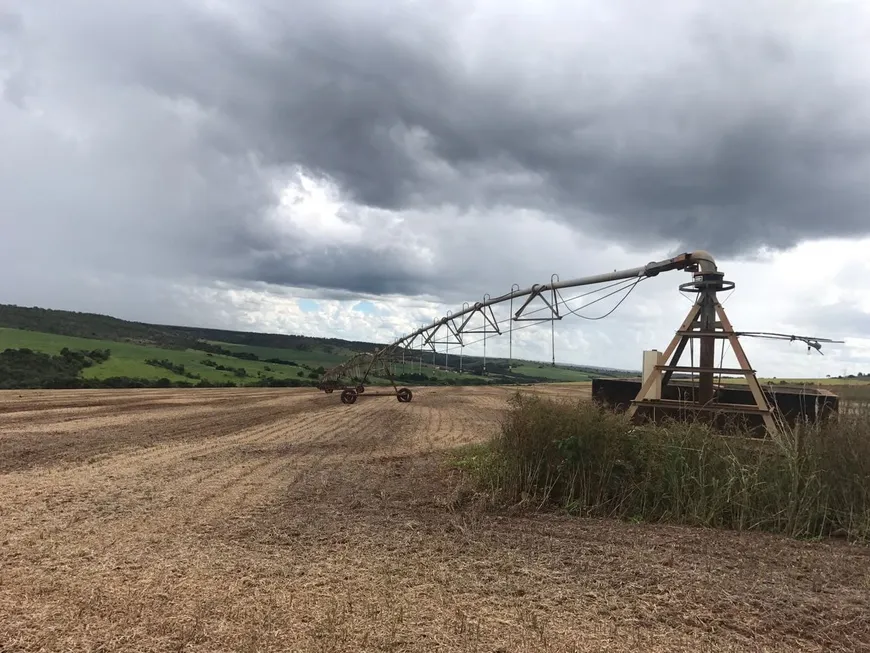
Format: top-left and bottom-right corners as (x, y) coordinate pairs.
(1, 385), (868, 652)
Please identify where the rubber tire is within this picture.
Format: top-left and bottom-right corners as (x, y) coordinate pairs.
(356, 385), (365, 394)
(325, 388), (334, 394)
(341, 388), (358, 404)
(396, 387), (412, 403)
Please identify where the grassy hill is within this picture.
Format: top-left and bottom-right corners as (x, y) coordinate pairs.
(0, 304), (380, 353)
(0, 303), (630, 389)
(0, 328), (312, 385)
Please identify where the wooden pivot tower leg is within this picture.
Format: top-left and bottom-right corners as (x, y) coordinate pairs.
(626, 270), (779, 437)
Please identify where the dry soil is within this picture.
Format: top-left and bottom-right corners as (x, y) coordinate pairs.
(1, 385), (868, 652)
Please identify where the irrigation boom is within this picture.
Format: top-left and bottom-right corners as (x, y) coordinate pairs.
(318, 250), (719, 403)
(317, 247), (845, 438)
(393, 250), (717, 349)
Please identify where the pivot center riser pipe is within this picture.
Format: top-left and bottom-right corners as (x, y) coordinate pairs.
(699, 293), (716, 404)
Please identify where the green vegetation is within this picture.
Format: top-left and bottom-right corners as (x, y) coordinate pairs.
(508, 363), (594, 381)
(0, 304), (386, 354)
(210, 341), (353, 371)
(456, 392), (870, 541)
(0, 348), (109, 389)
(0, 304), (634, 389)
(0, 328), (319, 388)
(0, 324), (501, 389)
(396, 353), (630, 384)
(0, 304), (381, 353)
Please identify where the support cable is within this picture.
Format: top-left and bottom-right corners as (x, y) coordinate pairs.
(555, 278), (645, 321)
(458, 278), (643, 350)
(485, 277), (640, 334)
(717, 339), (731, 389)
(551, 274), (559, 367)
(431, 276), (641, 348)
(446, 279), (637, 347)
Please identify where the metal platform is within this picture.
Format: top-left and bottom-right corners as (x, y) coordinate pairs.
(593, 377), (838, 435)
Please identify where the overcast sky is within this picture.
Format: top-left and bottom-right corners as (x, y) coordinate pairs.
(2, 0), (870, 377)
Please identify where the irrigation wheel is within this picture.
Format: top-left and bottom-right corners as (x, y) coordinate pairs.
(356, 385), (366, 394)
(340, 388), (358, 404)
(396, 387), (413, 403)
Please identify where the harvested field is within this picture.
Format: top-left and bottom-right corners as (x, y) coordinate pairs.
(1, 385), (868, 652)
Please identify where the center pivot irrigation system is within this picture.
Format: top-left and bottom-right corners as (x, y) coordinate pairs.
(317, 250), (841, 434)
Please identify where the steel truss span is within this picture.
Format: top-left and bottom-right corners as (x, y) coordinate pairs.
(317, 250), (719, 403)
(317, 248), (845, 439)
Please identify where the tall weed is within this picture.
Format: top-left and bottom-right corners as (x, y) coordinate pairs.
(474, 393), (870, 540)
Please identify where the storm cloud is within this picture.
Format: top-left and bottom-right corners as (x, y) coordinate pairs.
(4, 0), (870, 300)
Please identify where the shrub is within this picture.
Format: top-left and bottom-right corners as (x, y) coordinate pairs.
(465, 392), (870, 541)
(0, 348), (86, 388)
(266, 358), (298, 367)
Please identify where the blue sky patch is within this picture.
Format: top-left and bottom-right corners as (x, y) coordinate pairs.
(353, 300), (377, 314)
(297, 298), (320, 313)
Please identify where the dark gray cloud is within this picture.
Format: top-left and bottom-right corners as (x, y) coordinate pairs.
(65, 1), (870, 252)
(244, 241), (435, 296)
(4, 0), (870, 304)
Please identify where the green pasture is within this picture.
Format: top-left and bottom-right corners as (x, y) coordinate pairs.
(209, 341), (354, 368)
(0, 328), (309, 384)
(509, 364), (594, 382)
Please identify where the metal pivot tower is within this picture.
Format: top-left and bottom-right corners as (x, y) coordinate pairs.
(626, 267), (779, 435)
(317, 249), (837, 430)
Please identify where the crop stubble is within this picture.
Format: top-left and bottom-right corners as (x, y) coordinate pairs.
(0, 385), (868, 652)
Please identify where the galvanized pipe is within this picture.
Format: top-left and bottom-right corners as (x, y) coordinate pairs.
(389, 251), (715, 351)
(321, 251), (717, 386)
